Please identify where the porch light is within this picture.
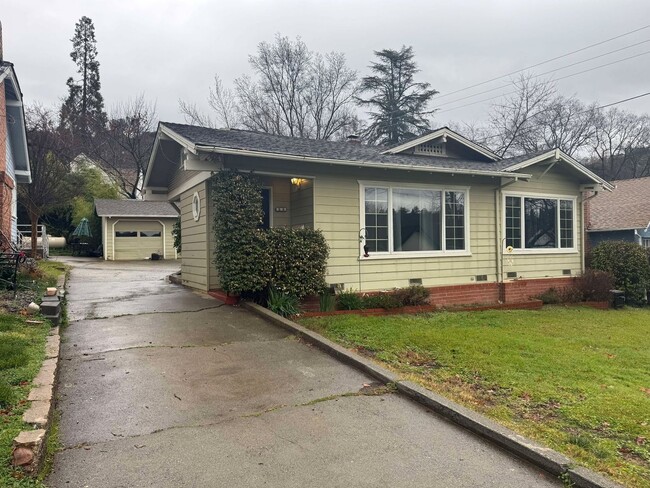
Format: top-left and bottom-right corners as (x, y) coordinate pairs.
(291, 177), (307, 187)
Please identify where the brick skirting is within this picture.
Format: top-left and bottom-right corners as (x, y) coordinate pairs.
(301, 277), (575, 312)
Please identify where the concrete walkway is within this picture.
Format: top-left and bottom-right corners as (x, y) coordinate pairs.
(47, 258), (559, 487)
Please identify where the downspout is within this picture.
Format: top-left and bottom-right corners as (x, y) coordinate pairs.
(581, 190), (599, 274)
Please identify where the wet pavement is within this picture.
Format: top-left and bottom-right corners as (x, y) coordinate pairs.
(47, 257), (559, 487)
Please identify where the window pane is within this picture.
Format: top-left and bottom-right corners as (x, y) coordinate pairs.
(505, 196), (521, 248)
(525, 198), (557, 248)
(445, 191), (465, 250)
(364, 187), (389, 253)
(140, 231), (161, 238)
(392, 189), (441, 251)
(560, 200), (574, 248)
(115, 231), (137, 238)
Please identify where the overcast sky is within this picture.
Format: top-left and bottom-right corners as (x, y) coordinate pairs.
(2, 0), (650, 129)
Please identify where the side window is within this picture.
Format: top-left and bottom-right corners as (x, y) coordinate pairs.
(260, 188), (271, 229)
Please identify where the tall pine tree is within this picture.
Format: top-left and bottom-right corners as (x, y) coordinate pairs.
(60, 16), (107, 138)
(356, 46), (437, 146)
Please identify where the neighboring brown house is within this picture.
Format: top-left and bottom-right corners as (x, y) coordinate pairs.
(586, 176), (650, 249)
(0, 24), (31, 248)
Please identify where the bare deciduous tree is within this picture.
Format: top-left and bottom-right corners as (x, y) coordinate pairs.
(20, 105), (78, 256)
(180, 35), (360, 140)
(590, 108), (650, 180)
(90, 95), (156, 198)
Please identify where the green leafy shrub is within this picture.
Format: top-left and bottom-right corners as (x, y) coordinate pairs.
(172, 217), (182, 253)
(573, 269), (615, 302)
(393, 285), (430, 306)
(361, 293), (400, 309)
(267, 228), (329, 299)
(319, 292), (335, 312)
(337, 289), (364, 310)
(212, 170), (270, 294)
(267, 289), (299, 317)
(590, 241), (650, 305)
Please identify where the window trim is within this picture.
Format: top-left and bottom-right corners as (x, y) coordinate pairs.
(502, 191), (578, 254)
(358, 181), (471, 259)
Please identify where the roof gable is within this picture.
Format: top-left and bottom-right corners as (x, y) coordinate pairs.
(1, 62), (30, 183)
(380, 127), (500, 162)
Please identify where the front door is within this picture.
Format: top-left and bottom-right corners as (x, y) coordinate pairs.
(261, 188), (271, 229)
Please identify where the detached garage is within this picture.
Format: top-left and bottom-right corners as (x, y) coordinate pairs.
(94, 199), (179, 261)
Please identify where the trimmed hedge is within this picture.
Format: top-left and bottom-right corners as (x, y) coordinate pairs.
(212, 170), (270, 295)
(211, 170), (329, 298)
(590, 241), (650, 305)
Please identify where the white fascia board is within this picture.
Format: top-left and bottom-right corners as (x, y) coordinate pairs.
(380, 128), (500, 161)
(196, 145), (531, 180)
(503, 149), (615, 191)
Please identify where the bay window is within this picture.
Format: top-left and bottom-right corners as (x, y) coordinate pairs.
(504, 194), (575, 251)
(362, 184), (468, 256)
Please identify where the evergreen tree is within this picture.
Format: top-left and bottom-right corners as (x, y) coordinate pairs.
(60, 16), (107, 138)
(356, 46), (438, 145)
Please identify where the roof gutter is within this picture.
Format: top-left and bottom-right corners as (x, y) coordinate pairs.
(195, 144), (532, 180)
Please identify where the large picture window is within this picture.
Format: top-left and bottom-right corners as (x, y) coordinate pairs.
(505, 194), (575, 251)
(362, 184), (468, 256)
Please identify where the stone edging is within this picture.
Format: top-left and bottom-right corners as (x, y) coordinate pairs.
(242, 301), (622, 488)
(11, 274), (65, 475)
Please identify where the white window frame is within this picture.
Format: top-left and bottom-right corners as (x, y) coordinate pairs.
(642, 237), (650, 249)
(358, 181), (471, 259)
(502, 191), (578, 254)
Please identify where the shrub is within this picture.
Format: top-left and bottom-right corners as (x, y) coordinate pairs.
(337, 289), (364, 310)
(212, 170), (270, 295)
(362, 292), (400, 309)
(319, 292), (335, 312)
(267, 228), (329, 299)
(590, 241), (650, 305)
(573, 269), (615, 302)
(267, 289), (299, 317)
(172, 217), (182, 253)
(393, 285), (430, 306)
(538, 288), (562, 304)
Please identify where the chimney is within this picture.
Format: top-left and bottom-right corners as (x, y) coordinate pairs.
(346, 134), (360, 144)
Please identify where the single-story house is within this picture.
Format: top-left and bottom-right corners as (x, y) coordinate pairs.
(143, 122), (612, 305)
(0, 56), (31, 247)
(586, 176), (650, 249)
(94, 199), (179, 260)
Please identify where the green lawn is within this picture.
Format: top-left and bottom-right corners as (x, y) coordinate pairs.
(0, 260), (66, 486)
(300, 307), (650, 487)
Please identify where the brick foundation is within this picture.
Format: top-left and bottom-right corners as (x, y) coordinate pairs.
(301, 277), (575, 311)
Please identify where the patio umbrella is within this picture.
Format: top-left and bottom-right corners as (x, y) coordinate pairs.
(72, 218), (92, 238)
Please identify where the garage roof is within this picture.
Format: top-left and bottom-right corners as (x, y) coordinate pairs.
(95, 199), (179, 218)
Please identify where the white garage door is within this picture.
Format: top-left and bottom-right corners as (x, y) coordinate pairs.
(114, 220), (164, 260)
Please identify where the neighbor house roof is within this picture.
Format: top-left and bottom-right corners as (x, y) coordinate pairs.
(587, 176), (650, 231)
(94, 199), (179, 218)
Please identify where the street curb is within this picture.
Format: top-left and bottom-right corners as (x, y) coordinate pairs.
(243, 302), (623, 488)
(12, 273), (66, 475)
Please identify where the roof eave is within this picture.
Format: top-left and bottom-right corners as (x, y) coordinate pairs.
(196, 144), (531, 180)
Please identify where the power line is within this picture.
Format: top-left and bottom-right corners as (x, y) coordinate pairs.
(593, 91), (650, 110)
(435, 23), (650, 100)
(436, 39), (650, 108)
(436, 50), (650, 114)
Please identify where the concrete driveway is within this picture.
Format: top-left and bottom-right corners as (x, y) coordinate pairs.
(47, 258), (559, 487)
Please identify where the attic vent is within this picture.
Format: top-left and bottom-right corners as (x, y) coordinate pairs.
(475, 275), (488, 282)
(562, 269), (572, 276)
(409, 278), (422, 286)
(506, 271), (518, 279)
(415, 143), (445, 156)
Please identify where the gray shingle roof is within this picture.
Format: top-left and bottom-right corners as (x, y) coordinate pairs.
(587, 176), (650, 231)
(161, 122), (511, 175)
(94, 199), (179, 218)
